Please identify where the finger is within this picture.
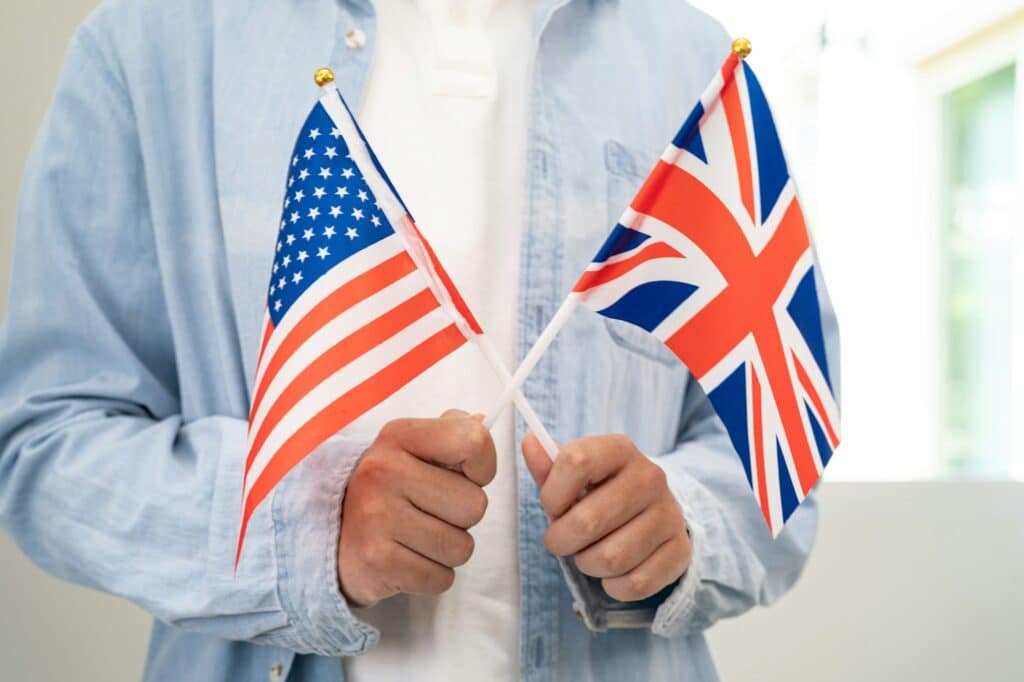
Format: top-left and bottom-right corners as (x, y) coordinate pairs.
(544, 460), (665, 555)
(381, 416), (497, 486)
(393, 502), (476, 568)
(401, 453), (489, 529)
(572, 501), (680, 578)
(521, 433), (554, 487)
(438, 410), (473, 475)
(540, 435), (635, 517)
(374, 541), (456, 597)
(601, 536), (691, 602)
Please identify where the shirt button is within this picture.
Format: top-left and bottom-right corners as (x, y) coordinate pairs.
(269, 661), (284, 682)
(345, 28), (366, 49)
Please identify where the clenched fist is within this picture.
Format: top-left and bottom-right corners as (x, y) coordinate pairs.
(522, 433), (691, 602)
(338, 410), (496, 607)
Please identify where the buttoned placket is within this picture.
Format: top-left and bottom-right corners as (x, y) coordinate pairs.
(516, 1), (582, 679)
(323, 2), (606, 680)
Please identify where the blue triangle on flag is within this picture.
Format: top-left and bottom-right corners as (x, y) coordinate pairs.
(598, 281), (697, 333)
(672, 101), (708, 164)
(785, 267), (833, 393)
(593, 224), (651, 263)
(805, 401), (833, 467)
(707, 365), (752, 487)
(776, 439), (800, 523)
(742, 62), (789, 224)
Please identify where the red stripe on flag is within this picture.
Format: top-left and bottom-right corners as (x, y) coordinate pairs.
(750, 368), (771, 526)
(752, 319), (819, 495)
(245, 288), (440, 472)
(235, 323), (466, 566)
(720, 69), (756, 225)
(642, 168), (818, 495)
(720, 52), (741, 84)
(573, 242), (685, 293)
(408, 220), (484, 336)
(663, 199), (809, 378)
(791, 350), (840, 449)
(248, 252), (418, 424)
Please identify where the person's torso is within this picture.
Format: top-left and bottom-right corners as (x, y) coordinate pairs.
(88, 0), (728, 678)
(339, 0), (532, 679)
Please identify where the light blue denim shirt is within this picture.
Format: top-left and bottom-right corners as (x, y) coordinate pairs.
(0, 0), (838, 680)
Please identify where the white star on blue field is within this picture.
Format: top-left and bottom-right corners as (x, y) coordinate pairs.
(268, 103), (392, 324)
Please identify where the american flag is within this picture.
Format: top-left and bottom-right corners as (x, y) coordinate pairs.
(573, 52), (840, 535)
(236, 88), (482, 563)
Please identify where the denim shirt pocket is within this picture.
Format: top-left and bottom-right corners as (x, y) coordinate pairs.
(583, 139), (688, 458)
(602, 140), (680, 369)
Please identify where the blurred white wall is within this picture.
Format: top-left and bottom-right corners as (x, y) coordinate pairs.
(707, 482), (1024, 681)
(1, 2), (1022, 681)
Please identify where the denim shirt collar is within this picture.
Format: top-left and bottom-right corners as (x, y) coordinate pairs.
(211, 0), (579, 384)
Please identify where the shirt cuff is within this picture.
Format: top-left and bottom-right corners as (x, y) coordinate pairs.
(257, 436), (381, 656)
(560, 458), (708, 633)
(650, 459), (712, 638)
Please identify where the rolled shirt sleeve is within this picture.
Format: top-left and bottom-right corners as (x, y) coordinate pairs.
(649, 404), (819, 638)
(0, 20), (376, 656)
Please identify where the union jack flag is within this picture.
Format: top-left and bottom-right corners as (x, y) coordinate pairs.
(236, 88), (483, 564)
(573, 53), (840, 535)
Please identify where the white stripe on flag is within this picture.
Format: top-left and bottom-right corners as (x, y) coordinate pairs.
(617, 207), (711, 266)
(668, 93), (745, 222)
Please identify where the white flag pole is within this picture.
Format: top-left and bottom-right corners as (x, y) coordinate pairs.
(318, 73), (564, 461)
(483, 295), (579, 439)
(472, 335), (560, 459)
(480, 39), (753, 456)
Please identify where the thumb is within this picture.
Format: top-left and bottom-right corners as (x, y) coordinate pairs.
(521, 433), (554, 487)
(441, 408), (471, 419)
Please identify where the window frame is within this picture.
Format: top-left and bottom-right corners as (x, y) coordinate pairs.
(917, 14), (1024, 479)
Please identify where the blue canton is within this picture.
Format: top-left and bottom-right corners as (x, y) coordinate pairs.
(268, 103), (393, 325)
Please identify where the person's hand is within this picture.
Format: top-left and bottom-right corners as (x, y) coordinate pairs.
(338, 410), (496, 607)
(521, 433), (691, 602)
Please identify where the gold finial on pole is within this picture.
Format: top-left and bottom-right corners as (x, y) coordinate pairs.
(314, 67), (335, 88)
(731, 37), (752, 59)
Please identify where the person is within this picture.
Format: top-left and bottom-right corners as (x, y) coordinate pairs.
(0, 0), (837, 679)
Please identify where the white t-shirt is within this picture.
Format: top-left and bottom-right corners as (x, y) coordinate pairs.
(341, 0), (534, 679)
